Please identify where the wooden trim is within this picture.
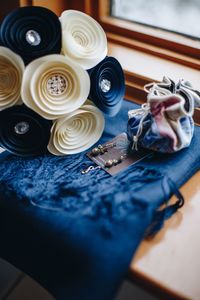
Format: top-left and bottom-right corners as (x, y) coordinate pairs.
(84, 0), (99, 18)
(28, 0), (86, 15)
(107, 32), (200, 71)
(101, 15), (200, 60)
(128, 269), (188, 300)
(91, 0), (200, 68)
(31, 0), (69, 15)
(193, 108), (200, 126)
(20, 0), (32, 6)
(124, 71), (148, 104)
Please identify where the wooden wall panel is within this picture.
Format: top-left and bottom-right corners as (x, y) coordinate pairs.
(0, 0), (89, 19)
(0, 0), (20, 20)
(20, 0), (32, 6)
(31, 0), (85, 16)
(32, 0), (66, 15)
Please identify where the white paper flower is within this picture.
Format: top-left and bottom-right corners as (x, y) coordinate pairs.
(48, 101), (105, 155)
(0, 46), (24, 111)
(60, 10), (107, 69)
(21, 54), (90, 120)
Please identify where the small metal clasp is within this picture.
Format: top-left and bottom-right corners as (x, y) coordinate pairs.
(81, 165), (101, 174)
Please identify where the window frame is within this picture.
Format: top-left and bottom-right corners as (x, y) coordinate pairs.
(84, 0), (200, 124)
(86, 0), (200, 69)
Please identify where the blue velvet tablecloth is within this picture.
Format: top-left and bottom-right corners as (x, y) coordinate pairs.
(0, 100), (199, 300)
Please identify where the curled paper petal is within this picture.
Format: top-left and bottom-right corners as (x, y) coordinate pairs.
(88, 56), (125, 116)
(21, 54), (90, 120)
(60, 10), (107, 69)
(0, 105), (52, 157)
(0, 6), (61, 64)
(0, 47), (24, 111)
(48, 101), (105, 155)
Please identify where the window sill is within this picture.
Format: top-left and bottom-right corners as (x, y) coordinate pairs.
(129, 170), (200, 300)
(108, 40), (200, 124)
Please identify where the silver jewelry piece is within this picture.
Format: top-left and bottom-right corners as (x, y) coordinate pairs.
(14, 121), (30, 135)
(26, 30), (41, 46)
(91, 142), (116, 156)
(104, 154), (127, 168)
(100, 79), (111, 93)
(81, 165), (101, 174)
(47, 75), (67, 95)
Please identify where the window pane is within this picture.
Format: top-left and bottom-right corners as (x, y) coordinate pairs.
(111, 0), (200, 39)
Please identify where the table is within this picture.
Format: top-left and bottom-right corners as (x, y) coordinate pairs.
(130, 171), (200, 300)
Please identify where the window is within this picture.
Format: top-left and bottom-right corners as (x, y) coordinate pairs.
(86, 0), (200, 73)
(85, 0), (200, 110)
(111, 0), (200, 40)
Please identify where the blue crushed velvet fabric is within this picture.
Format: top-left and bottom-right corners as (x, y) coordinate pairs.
(0, 100), (200, 300)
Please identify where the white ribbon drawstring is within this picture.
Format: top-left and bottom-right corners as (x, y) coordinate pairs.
(143, 82), (157, 94)
(144, 82), (171, 97)
(128, 103), (150, 151)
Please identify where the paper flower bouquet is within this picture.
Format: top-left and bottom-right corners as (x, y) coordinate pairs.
(0, 7), (125, 156)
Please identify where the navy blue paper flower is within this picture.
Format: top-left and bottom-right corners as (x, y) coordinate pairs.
(0, 105), (52, 157)
(0, 6), (61, 64)
(88, 56), (125, 116)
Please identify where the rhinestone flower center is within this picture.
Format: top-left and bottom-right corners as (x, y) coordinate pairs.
(26, 30), (41, 46)
(14, 121), (30, 135)
(47, 75), (67, 95)
(100, 79), (111, 93)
